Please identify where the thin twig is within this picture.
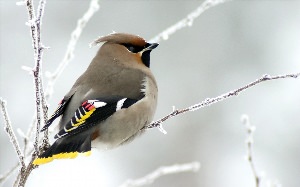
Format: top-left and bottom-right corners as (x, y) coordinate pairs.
(33, 0), (47, 154)
(25, 0), (42, 155)
(37, 0), (49, 142)
(18, 159), (37, 187)
(0, 99), (26, 170)
(119, 162), (200, 187)
(241, 115), (260, 187)
(13, 174), (21, 187)
(39, 78), (50, 147)
(149, 0), (230, 43)
(11, 0), (47, 186)
(32, 71), (42, 155)
(44, 0), (100, 101)
(145, 73), (300, 132)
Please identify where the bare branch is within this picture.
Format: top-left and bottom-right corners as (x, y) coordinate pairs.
(149, 0), (230, 43)
(18, 159), (37, 186)
(44, 0), (100, 101)
(39, 78), (50, 146)
(241, 115), (260, 187)
(36, 0), (50, 145)
(8, 0), (48, 186)
(119, 162), (200, 187)
(24, 0), (44, 154)
(145, 72), (300, 131)
(0, 99), (26, 170)
(241, 115), (282, 187)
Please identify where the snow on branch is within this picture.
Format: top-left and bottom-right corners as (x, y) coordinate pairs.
(0, 99), (26, 170)
(145, 73), (300, 133)
(241, 114), (261, 187)
(241, 115), (282, 187)
(24, 0), (47, 155)
(149, 0), (230, 43)
(119, 162), (200, 187)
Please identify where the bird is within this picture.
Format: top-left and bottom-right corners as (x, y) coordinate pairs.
(33, 33), (159, 165)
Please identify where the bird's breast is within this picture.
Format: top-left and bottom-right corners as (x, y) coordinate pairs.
(92, 76), (158, 149)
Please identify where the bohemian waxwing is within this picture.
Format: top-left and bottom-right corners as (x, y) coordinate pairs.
(33, 33), (159, 165)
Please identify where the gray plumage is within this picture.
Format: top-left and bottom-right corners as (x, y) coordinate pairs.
(34, 33), (158, 165)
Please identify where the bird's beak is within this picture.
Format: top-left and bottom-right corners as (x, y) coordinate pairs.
(143, 43), (159, 52)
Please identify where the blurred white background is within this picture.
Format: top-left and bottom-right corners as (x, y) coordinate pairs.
(1, 0), (300, 187)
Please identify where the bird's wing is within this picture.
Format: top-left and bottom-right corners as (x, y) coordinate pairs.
(41, 94), (74, 132)
(34, 97), (138, 165)
(54, 97), (138, 139)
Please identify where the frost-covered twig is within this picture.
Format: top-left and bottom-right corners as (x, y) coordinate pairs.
(0, 99), (26, 170)
(145, 72), (300, 131)
(40, 77), (49, 144)
(241, 115), (282, 187)
(25, 0), (46, 155)
(44, 0), (100, 101)
(149, 0), (230, 43)
(241, 115), (260, 187)
(119, 162), (200, 187)
(10, 0), (48, 186)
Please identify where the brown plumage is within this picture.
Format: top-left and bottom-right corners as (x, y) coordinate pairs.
(33, 33), (159, 165)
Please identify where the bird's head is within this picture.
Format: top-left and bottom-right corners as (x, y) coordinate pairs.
(91, 33), (159, 68)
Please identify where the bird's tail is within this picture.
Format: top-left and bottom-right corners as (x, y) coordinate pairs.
(33, 134), (92, 165)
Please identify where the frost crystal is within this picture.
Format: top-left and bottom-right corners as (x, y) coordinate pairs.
(162, 33), (169, 40)
(16, 1), (26, 6)
(158, 125), (167, 134)
(262, 74), (271, 80)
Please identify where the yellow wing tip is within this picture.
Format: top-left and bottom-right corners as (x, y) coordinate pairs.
(33, 151), (92, 165)
(33, 157), (54, 165)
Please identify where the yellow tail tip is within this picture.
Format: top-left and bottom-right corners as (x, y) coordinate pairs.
(33, 151), (92, 165)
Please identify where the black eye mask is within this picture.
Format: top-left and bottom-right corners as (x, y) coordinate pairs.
(122, 43), (144, 53)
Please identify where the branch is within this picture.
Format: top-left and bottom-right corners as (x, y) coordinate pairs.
(10, 0), (48, 186)
(241, 115), (260, 187)
(24, 0), (45, 155)
(39, 78), (50, 148)
(0, 99), (26, 171)
(241, 115), (282, 187)
(149, 0), (230, 43)
(44, 0), (100, 101)
(119, 162), (200, 187)
(145, 73), (300, 133)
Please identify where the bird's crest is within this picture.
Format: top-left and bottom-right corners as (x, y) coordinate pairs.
(90, 32), (147, 47)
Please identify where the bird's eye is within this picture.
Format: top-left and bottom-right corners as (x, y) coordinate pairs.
(128, 46), (135, 52)
(122, 44), (143, 53)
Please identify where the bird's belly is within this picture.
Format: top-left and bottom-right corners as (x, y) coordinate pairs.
(91, 95), (156, 150)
